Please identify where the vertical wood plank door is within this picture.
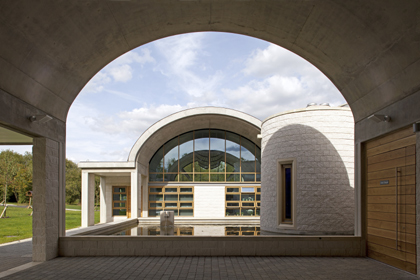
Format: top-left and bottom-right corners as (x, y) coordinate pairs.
(365, 126), (416, 274)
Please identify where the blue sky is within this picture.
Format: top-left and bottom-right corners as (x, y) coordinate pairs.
(1, 32), (347, 162)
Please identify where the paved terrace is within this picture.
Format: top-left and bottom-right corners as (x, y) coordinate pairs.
(0, 241), (418, 280)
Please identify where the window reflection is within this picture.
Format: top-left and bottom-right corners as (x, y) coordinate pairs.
(149, 129), (261, 182)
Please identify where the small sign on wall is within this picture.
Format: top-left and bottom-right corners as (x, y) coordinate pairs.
(380, 180), (389, 185)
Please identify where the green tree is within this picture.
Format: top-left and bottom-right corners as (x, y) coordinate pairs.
(0, 150), (21, 216)
(65, 159), (81, 205)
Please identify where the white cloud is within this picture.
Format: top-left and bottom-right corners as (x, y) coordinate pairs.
(82, 72), (111, 93)
(154, 33), (223, 98)
(82, 48), (156, 93)
(108, 64), (133, 82)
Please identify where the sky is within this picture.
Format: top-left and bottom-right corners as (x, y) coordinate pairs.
(1, 32), (347, 162)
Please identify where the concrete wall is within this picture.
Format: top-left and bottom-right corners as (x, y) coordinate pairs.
(194, 186), (225, 218)
(260, 105), (355, 234)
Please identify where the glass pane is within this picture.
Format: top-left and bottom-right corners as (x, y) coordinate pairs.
(241, 187), (255, 193)
(227, 202), (239, 207)
(180, 203), (192, 208)
(226, 194), (240, 201)
(179, 209), (193, 216)
(210, 130), (225, 172)
(285, 167), (292, 220)
(113, 209), (127, 216)
(226, 231), (240, 236)
(226, 173), (240, 182)
(113, 194), (127, 201)
(179, 173), (193, 182)
(149, 146), (164, 172)
(256, 174), (261, 182)
(179, 132), (194, 172)
(226, 188), (239, 193)
(165, 188), (177, 193)
(113, 187), (126, 193)
(257, 202), (261, 207)
(194, 173), (209, 182)
(257, 188), (261, 193)
(256, 147), (261, 173)
(242, 208), (254, 216)
(241, 194), (255, 201)
(164, 173), (178, 182)
(164, 137), (179, 173)
(149, 188), (162, 193)
(148, 209), (162, 217)
(179, 194), (193, 201)
(149, 194), (163, 201)
(226, 132), (240, 172)
(241, 174), (255, 182)
(163, 209), (178, 216)
(180, 188), (192, 193)
(164, 194), (178, 201)
(242, 231), (255, 235)
(210, 174), (224, 182)
(256, 208), (260, 216)
(194, 130), (209, 172)
(256, 194), (261, 201)
(241, 137), (255, 172)
(149, 173), (163, 182)
(113, 202), (126, 207)
(226, 208), (240, 216)
(150, 203), (162, 208)
(242, 202), (254, 207)
(165, 203), (177, 208)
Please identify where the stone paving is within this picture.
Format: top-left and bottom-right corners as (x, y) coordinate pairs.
(2, 256), (418, 280)
(0, 239), (32, 273)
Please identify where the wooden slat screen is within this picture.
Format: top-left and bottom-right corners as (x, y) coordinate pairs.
(365, 126), (416, 274)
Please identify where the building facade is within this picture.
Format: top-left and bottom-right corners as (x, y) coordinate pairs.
(80, 106), (354, 235)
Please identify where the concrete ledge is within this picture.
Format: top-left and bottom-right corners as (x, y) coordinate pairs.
(69, 218), (138, 236)
(138, 217), (260, 225)
(59, 236), (365, 257)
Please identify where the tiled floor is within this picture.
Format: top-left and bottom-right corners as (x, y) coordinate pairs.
(2, 255), (418, 280)
(0, 237), (418, 279)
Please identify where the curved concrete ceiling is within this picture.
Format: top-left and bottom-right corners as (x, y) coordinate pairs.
(0, 1), (420, 123)
(128, 107), (261, 167)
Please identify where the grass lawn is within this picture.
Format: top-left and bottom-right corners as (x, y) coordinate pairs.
(65, 204), (81, 210)
(0, 206), (100, 244)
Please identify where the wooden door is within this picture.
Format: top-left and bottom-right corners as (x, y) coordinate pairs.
(365, 126), (416, 273)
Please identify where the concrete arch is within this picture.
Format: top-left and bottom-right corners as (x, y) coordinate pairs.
(128, 107), (261, 169)
(1, 1), (420, 126)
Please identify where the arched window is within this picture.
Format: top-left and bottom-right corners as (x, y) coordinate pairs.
(149, 130), (261, 182)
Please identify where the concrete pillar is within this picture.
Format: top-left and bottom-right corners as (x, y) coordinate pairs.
(99, 176), (108, 223)
(131, 171), (140, 218)
(142, 175), (148, 217)
(32, 138), (63, 261)
(81, 171), (95, 227)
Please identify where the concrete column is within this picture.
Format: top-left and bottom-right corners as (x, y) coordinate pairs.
(81, 171), (95, 227)
(99, 176), (108, 223)
(142, 175), (148, 217)
(32, 138), (63, 261)
(131, 171), (140, 218)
